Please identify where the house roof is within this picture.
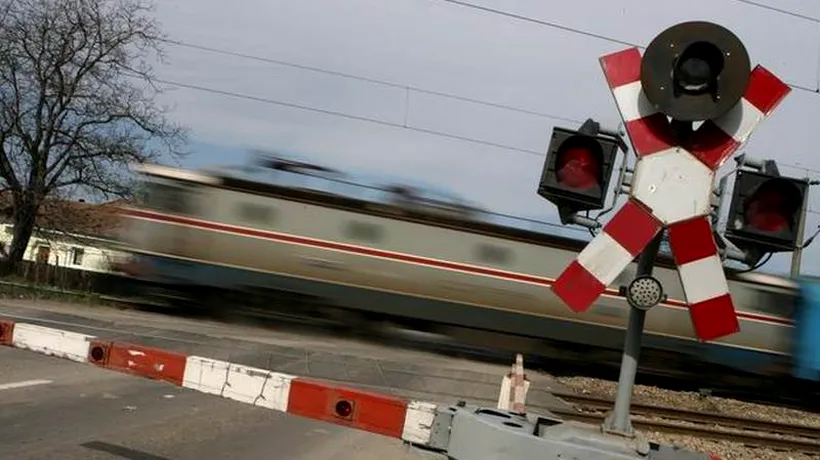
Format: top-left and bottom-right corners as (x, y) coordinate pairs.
(0, 193), (126, 239)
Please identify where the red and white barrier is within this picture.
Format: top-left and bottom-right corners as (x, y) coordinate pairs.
(0, 318), (734, 459)
(0, 319), (436, 445)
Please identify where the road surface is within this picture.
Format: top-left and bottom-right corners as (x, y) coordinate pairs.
(0, 346), (434, 460)
(0, 299), (572, 459)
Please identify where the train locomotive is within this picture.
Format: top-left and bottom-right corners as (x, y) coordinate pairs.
(114, 157), (820, 393)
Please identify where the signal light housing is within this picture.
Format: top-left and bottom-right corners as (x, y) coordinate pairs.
(641, 21), (751, 122)
(538, 121), (621, 223)
(724, 169), (809, 254)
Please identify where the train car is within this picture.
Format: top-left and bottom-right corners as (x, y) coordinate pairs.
(115, 160), (811, 386)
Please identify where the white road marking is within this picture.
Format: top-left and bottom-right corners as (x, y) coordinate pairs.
(0, 379), (53, 391)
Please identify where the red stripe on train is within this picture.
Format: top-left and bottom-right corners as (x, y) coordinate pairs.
(119, 208), (793, 327)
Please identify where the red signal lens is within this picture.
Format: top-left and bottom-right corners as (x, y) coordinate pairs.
(744, 180), (801, 233)
(334, 400), (353, 418)
(555, 143), (602, 191)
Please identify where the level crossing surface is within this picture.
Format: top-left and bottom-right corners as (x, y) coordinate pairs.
(0, 346), (425, 460)
(0, 299), (573, 459)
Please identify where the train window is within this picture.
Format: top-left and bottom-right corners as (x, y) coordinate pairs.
(236, 202), (275, 225)
(133, 183), (149, 206)
(142, 182), (193, 215)
(476, 244), (512, 265)
(753, 290), (796, 319)
(344, 221), (383, 242)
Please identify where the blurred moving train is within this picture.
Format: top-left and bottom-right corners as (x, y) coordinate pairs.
(114, 157), (820, 389)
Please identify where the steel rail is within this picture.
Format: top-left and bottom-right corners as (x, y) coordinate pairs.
(554, 391), (820, 439)
(552, 408), (820, 454)
(551, 392), (820, 454)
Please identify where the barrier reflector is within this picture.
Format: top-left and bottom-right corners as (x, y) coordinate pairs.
(288, 378), (408, 438)
(88, 340), (110, 364)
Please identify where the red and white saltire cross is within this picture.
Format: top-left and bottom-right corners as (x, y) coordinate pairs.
(552, 47), (791, 341)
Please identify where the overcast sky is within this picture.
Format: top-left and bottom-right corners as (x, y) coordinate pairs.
(148, 0), (820, 276)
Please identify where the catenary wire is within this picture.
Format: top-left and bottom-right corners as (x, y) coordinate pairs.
(143, 74), (820, 221)
(729, 0), (819, 22)
(436, 0), (820, 24)
(159, 38), (817, 174)
(141, 75), (594, 235)
(431, 0), (640, 48)
(430, 0), (820, 94)
(152, 7), (820, 221)
(160, 38), (582, 125)
(148, 76), (546, 157)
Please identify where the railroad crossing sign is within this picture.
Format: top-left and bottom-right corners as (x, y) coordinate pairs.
(551, 22), (791, 341)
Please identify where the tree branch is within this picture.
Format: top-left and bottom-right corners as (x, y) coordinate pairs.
(0, 0), (188, 267)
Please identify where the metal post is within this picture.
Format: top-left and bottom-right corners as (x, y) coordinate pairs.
(602, 232), (664, 436)
(791, 184), (810, 277)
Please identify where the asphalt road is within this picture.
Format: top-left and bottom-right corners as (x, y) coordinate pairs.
(0, 346), (431, 460)
(0, 299), (573, 460)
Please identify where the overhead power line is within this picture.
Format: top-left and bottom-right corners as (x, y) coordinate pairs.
(150, 76), (546, 156)
(431, 0), (820, 94)
(432, 0), (640, 48)
(729, 0), (819, 22)
(149, 11), (820, 233)
(162, 39), (582, 125)
(147, 74), (820, 214)
(159, 38), (817, 174)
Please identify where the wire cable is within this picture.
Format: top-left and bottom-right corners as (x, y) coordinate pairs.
(145, 75), (590, 233)
(431, 0), (820, 94)
(161, 38), (583, 125)
(729, 0), (819, 22)
(160, 37), (820, 176)
(149, 76), (546, 156)
(432, 0), (641, 48)
(733, 252), (773, 273)
(142, 73), (820, 219)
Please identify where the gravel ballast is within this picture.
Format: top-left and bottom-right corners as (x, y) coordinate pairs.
(556, 376), (819, 460)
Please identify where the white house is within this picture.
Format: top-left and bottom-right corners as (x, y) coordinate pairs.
(0, 197), (130, 274)
(0, 224), (128, 274)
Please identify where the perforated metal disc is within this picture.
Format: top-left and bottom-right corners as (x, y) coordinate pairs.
(626, 276), (664, 310)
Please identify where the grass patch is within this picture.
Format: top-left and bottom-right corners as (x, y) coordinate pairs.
(0, 278), (114, 306)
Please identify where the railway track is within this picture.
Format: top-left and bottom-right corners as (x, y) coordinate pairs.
(553, 392), (820, 455)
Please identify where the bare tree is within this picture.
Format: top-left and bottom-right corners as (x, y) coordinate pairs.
(0, 0), (187, 272)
